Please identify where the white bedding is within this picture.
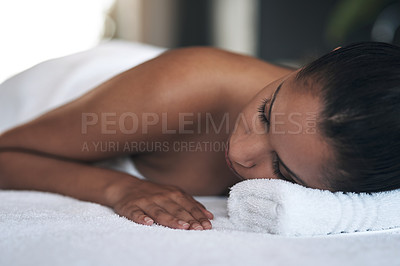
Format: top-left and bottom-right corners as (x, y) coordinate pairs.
(1, 41), (400, 266)
(0, 40), (165, 133)
(1, 190), (400, 266)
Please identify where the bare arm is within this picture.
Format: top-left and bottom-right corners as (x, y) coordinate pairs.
(0, 150), (213, 230)
(0, 150), (133, 206)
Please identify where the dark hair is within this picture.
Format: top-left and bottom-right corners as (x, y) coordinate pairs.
(296, 42), (400, 193)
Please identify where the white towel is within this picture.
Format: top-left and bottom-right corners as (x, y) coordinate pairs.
(2, 190), (400, 266)
(0, 40), (165, 134)
(227, 179), (400, 236)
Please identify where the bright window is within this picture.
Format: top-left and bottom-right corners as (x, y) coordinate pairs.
(0, 0), (114, 83)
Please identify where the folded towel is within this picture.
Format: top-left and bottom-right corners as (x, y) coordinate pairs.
(227, 179), (400, 236)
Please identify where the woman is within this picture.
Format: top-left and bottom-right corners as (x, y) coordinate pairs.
(0, 42), (399, 231)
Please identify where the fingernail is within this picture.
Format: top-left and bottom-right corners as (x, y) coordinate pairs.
(202, 221), (212, 229)
(178, 220), (190, 227)
(144, 217), (154, 224)
(194, 224), (203, 230)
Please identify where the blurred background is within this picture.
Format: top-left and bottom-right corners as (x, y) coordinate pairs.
(1, 0), (399, 84)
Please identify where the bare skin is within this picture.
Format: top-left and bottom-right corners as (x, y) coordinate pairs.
(0, 46), (328, 231)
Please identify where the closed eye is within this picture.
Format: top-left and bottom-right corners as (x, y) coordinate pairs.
(273, 154), (296, 184)
(257, 98), (270, 125)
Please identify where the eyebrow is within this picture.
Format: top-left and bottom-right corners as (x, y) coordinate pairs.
(267, 81), (308, 187)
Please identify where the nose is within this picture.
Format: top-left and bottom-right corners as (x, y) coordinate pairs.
(229, 149), (257, 169)
(228, 134), (269, 169)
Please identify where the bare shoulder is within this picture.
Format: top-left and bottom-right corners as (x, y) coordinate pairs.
(157, 47), (294, 101)
(0, 46), (293, 161)
(160, 46), (293, 80)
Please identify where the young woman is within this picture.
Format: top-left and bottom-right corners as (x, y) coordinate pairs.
(0, 42), (399, 231)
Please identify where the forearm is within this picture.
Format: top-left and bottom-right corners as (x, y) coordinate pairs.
(0, 150), (140, 207)
(0, 118), (95, 161)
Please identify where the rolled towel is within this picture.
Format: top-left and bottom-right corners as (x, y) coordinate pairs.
(227, 179), (400, 236)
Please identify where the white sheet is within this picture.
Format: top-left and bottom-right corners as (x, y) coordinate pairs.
(1, 190), (400, 266)
(0, 40), (165, 133)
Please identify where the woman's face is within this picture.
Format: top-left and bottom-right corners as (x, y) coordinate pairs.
(226, 70), (333, 190)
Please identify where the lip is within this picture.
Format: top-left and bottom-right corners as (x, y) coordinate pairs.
(225, 139), (246, 181)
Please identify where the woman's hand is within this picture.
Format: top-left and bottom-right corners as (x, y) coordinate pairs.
(109, 179), (214, 230)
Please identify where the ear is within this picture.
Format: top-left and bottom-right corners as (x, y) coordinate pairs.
(333, 46), (342, 51)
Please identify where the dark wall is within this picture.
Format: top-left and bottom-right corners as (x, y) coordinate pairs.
(258, 0), (399, 63)
(259, 0), (339, 63)
(176, 0), (212, 47)
(175, 0), (399, 63)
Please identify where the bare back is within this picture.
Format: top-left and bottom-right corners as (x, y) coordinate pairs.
(0, 46), (294, 196)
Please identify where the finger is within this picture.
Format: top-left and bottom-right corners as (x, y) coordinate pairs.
(195, 201), (214, 220)
(175, 197), (213, 230)
(121, 207), (154, 226)
(158, 200), (206, 230)
(145, 203), (191, 230)
(187, 197), (214, 221)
